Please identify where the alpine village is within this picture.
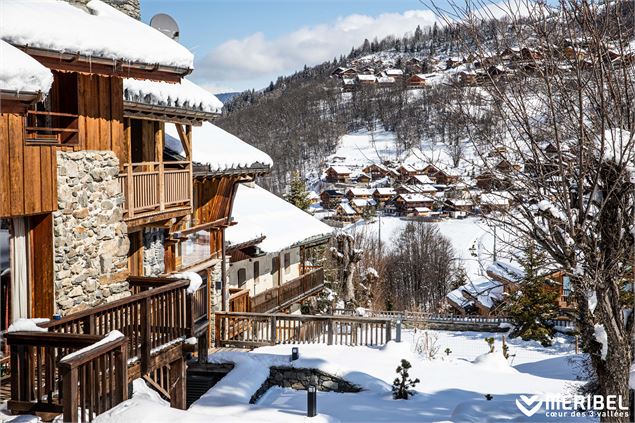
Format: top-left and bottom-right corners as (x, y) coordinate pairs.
(0, 0), (633, 422)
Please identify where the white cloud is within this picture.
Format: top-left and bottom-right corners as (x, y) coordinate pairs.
(195, 9), (437, 83)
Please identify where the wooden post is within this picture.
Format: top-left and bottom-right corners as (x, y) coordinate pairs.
(270, 316), (277, 345)
(158, 162), (165, 211)
(169, 353), (186, 410)
(385, 320), (392, 343)
(186, 293), (195, 338)
(115, 342), (129, 403)
(126, 163), (134, 218)
(61, 366), (78, 423)
(140, 297), (151, 375)
(327, 320), (334, 345)
(198, 332), (209, 364)
(214, 313), (222, 347)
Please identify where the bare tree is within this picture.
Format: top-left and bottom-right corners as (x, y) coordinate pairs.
(330, 232), (364, 304)
(425, 0), (634, 415)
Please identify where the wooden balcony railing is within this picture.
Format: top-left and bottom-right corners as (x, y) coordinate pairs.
(229, 288), (250, 313)
(25, 110), (79, 145)
(251, 268), (324, 313)
(118, 161), (191, 219)
(214, 312), (392, 348)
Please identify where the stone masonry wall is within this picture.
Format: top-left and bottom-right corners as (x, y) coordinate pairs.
(54, 151), (130, 315)
(250, 367), (361, 403)
(67, 0), (141, 20)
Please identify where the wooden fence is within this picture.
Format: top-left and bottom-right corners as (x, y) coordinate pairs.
(215, 311), (392, 348)
(251, 268), (324, 313)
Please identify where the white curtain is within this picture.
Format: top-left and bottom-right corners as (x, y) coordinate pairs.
(10, 218), (28, 321)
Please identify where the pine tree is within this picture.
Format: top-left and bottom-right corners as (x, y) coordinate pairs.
(392, 359), (420, 400)
(504, 239), (560, 346)
(285, 171), (311, 211)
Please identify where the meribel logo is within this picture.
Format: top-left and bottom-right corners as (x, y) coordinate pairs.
(515, 394), (630, 419)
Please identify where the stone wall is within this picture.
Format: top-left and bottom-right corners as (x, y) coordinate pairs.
(67, 0), (141, 20)
(250, 367), (361, 403)
(143, 228), (165, 276)
(54, 151), (130, 315)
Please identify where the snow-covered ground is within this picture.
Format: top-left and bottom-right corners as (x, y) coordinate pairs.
(93, 329), (591, 423)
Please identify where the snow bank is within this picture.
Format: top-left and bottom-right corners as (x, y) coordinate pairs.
(0, 0), (193, 69)
(124, 78), (222, 114)
(226, 183), (334, 253)
(7, 318), (49, 333)
(165, 122), (272, 172)
(472, 352), (514, 373)
(170, 271), (203, 293)
(0, 40), (53, 94)
(60, 330), (124, 363)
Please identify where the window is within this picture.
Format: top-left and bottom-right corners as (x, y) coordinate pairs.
(562, 276), (571, 297)
(284, 252), (291, 274)
(270, 257), (279, 275)
(237, 268), (247, 287)
(26, 72), (79, 145)
(253, 261), (260, 283)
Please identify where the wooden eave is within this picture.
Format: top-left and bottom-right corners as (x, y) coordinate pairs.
(170, 217), (231, 239)
(192, 164), (271, 178)
(226, 235), (266, 252)
(123, 101), (219, 125)
(0, 90), (41, 113)
(18, 45), (191, 82)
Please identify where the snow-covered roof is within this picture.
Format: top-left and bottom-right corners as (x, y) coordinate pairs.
(374, 187), (396, 195)
(410, 174), (434, 184)
(346, 188), (373, 197)
(0, 0), (193, 71)
(226, 183), (334, 253)
(486, 261), (525, 283)
(327, 165), (352, 174)
(480, 193), (510, 206)
(351, 198), (376, 208)
(356, 74), (377, 82)
(0, 40), (53, 95)
(165, 122), (272, 173)
(337, 202), (357, 215)
(377, 76), (396, 84)
(414, 207), (431, 212)
(124, 78), (223, 114)
(448, 278), (504, 311)
(448, 199), (474, 206)
(384, 69), (404, 76)
(397, 193), (435, 203)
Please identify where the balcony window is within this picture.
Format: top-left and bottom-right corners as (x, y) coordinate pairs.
(25, 72), (79, 145)
(284, 252), (291, 274)
(253, 261), (260, 283)
(237, 268), (247, 287)
(181, 230), (211, 268)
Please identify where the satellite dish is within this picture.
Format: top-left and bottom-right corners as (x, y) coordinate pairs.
(150, 13), (180, 41)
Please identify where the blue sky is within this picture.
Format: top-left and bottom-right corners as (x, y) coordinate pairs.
(140, 0), (440, 92)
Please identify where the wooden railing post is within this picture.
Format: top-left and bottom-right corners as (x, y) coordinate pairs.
(386, 320), (392, 342)
(270, 316), (277, 345)
(214, 313), (222, 347)
(126, 164), (134, 218)
(115, 342), (129, 403)
(186, 292), (195, 338)
(61, 366), (78, 423)
(327, 320), (334, 345)
(140, 297), (151, 375)
(158, 162), (165, 211)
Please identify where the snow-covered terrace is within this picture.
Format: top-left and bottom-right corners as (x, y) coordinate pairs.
(0, 0), (193, 74)
(0, 39), (52, 99)
(226, 183), (334, 253)
(165, 122), (273, 175)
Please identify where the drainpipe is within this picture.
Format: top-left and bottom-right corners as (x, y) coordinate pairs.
(221, 227), (228, 312)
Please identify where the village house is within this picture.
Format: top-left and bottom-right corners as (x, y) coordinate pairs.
(407, 73), (428, 88)
(393, 193), (437, 215)
(377, 76), (397, 86)
(479, 192), (512, 214)
(331, 67), (357, 79)
(422, 164), (460, 185)
(383, 68), (404, 79)
(356, 74), (377, 85)
(345, 187), (374, 201)
(407, 174), (435, 185)
(0, 0), (227, 416)
(335, 202), (361, 221)
(320, 189), (345, 208)
(395, 163), (425, 180)
(324, 165), (352, 183)
(444, 199), (475, 217)
(225, 183), (332, 312)
(372, 187), (397, 205)
(395, 183), (437, 196)
(352, 171), (371, 184)
(362, 163), (398, 180)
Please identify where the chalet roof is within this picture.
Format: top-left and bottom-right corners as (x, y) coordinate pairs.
(123, 78), (223, 116)
(327, 165), (352, 175)
(226, 183), (333, 253)
(447, 199), (474, 206)
(356, 74), (377, 82)
(480, 192), (511, 206)
(377, 76), (396, 84)
(397, 193), (435, 203)
(409, 73), (428, 80)
(321, 189), (344, 197)
(346, 188), (373, 197)
(486, 261), (525, 284)
(165, 122), (272, 174)
(414, 207), (431, 212)
(0, 39), (52, 96)
(351, 198), (376, 208)
(384, 69), (404, 76)
(373, 187), (396, 196)
(337, 202), (357, 215)
(0, 0), (193, 72)
(409, 174), (434, 184)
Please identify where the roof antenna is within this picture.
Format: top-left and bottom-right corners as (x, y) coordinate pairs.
(150, 13), (180, 41)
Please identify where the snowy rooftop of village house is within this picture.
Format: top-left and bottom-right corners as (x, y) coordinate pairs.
(0, 0), (194, 70)
(373, 187), (396, 195)
(345, 187), (373, 197)
(487, 261), (525, 283)
(225, 183), (334, 253)
(94, 329), (585, 423)
(124, 78), (223, 114)
(165, 122), (272, 173)
(0, 40), (53, 95)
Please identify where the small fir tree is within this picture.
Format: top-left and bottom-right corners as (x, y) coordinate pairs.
(485, 337), (495, 353)
(504, 240), (560, 346)
(392, 359), (420, 400)
(285, 171), (311, 211)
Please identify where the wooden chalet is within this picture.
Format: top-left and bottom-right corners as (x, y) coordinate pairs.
(362, 163), (397, 180)
(372, 187), (396, 205)
(422, 164), (460, 185)
(353, 172), (371, 184)
(444, 199), (474, 216)
(393, 194), (436, 215)
(320, 189), (345, 208)
(0, 2), (220, 420)
(345, 187), (373, 201)
(407, 74), (428, 88)
(324, 166), (352, 183)
(356, 74), (377, 85)
(331, 67), (357, 79)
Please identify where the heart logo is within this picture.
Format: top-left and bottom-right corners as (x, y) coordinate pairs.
(516, 395), (543, 417)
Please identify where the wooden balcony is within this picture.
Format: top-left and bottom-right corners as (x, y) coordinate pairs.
(251, 268), (324, 314)
(24, 110), (79, 145)
(5, 276), (208, 422)
(118, 161), (192, 226)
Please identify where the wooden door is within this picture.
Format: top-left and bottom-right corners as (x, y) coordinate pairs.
(29, 213), (54, 318)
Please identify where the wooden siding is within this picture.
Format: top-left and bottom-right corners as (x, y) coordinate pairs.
(192, 175), (241, 225)
(0, 113), (57, 218)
